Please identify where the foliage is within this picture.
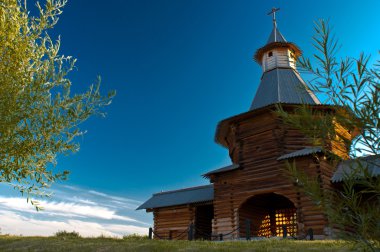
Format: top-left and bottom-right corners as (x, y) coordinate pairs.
(0, 236), (360, 252)
(54, 230), (80, 239)
(276, 20), (380, 251)
(0, 0), (115, 209)
(122, 233), (149, 241)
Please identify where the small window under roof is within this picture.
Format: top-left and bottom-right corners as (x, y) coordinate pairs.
(268, 51), (273, 57)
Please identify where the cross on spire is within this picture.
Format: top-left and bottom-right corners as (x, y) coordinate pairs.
(267, 7), (280, 28)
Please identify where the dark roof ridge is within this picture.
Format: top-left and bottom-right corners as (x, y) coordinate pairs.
(153, 184), (213, 196)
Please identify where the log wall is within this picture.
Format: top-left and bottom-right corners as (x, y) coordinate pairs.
(153, 203), (214, 240)
(153, 205), (194, 240)
(212, 108), (345, 239)
(151, 106), (352, 240)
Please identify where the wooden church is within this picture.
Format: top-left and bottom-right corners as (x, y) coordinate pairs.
(137, 9), (356, 240)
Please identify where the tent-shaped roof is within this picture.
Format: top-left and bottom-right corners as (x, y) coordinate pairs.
(251, 17), (316, 110)
(137, 184), (213, 210)
(250, 68), (320, 110)
(254, 23), (301, 63)
(267, 26), (287, 43)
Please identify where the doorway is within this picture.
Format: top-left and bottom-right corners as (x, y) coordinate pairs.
(239, 193), (297, 238)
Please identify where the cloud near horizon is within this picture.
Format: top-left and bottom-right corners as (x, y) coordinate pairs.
(0, 184), (151, 237)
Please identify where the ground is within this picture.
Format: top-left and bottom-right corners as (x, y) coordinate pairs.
(0, 235), (363, 251)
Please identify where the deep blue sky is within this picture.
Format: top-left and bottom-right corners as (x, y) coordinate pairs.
(1, 0), (380, 236)
(55, 0), (380, 199)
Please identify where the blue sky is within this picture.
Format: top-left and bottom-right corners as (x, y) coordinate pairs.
(1, 0), (380, 237)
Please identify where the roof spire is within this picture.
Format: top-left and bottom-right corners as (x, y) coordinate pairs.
(267, 7), (280, 40)
(249, 8), (320, 111)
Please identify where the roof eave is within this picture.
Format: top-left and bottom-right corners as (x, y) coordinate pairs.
(215, 103), (339, 146)
(136, 184), (214, 210)
(254, 42), (302, 64)
(202, 164), (240, 177)
(277, 147), (323, 161)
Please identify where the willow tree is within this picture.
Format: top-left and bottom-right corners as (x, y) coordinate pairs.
(0, 0), (115, 208)
(277, 20), (379, 250)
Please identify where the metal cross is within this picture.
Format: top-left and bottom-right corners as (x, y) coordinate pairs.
(267, 7), (280, 26)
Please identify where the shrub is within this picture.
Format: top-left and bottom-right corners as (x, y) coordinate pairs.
(54, 230), (81, 239)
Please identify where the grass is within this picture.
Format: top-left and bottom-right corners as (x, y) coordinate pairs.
(0, 235), (362, 252)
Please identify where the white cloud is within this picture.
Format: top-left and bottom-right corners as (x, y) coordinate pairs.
(0, 210), (147, 237)
(54, 188), (141, 210)
(88, 190), (142, 204)
(0, 184), (152, 237)
(71, 197), (98, 206)
(0, 196), (143, 223)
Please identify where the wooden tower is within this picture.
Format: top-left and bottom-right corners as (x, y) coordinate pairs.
(137, 9), (353, 240)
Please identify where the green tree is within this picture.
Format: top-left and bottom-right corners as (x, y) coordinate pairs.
(277, 20), (379, 250)
(0, 0), (115, 209)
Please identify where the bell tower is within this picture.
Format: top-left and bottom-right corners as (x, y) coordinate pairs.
(250, 8), (320, 111)
(211, 8), (334, 238)
(259, 8), (298, 72)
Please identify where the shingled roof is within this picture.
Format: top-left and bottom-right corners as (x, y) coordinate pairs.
(250, 68), (320, 110)
(277, 147), (323, 161)
(267, 26), (287, 43)
(203, 164), (240, 177)
(136, 184), (213, 210)
(332, 155), (380, 183)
